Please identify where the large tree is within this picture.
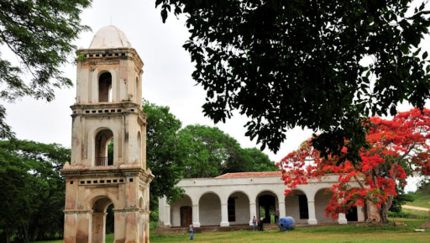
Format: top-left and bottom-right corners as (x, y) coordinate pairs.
(0, 0), (90, 139)
(177, 124), (242, 178)
(0, 140), (69, 243)
(143, 101), (185, 213)
(177, 124), (276, 177)
(156, 0), (430, 162)
(279, 108), (430, 223)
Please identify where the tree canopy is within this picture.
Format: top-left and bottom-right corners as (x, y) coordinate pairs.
(0, 139), (70, 243)
(143, 101), (185, 213)
(178, 124), (276, 178)
(143, 101), (276, 215)
(0, 0), (90, 139)
(156, 0), (430, 162)
(279, 108), (430, 223)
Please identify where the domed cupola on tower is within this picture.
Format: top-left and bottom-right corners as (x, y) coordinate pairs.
(62, 25), (153, 243)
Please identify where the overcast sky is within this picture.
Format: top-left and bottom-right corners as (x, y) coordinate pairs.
(1, 0), (426, 191)
(2, 0), (314, 162)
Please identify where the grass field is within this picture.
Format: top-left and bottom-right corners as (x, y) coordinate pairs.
(407, 192), (430, 209)
(31, 218), (430, 243)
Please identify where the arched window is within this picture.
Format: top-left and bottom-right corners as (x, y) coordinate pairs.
(99, 72), (112, 102)
(95, 129), (114, 166)
(135, 77), (139, 103)
(137, 131), (141, 163)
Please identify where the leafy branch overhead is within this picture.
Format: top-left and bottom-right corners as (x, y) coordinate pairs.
(0, 0), (91, 138)
(156, 0), (430, 162)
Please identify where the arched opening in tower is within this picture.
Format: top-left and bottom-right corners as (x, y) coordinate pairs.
(91, 197), (114, 243)
(95, 129), (114, 166)
(99, 72), (112, 102)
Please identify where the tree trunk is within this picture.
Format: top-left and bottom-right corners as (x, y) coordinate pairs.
(379, 194), (395, 224)
(23, 224), (30, 242)
(380, 203), (389, 224)
(5, 229), (11, 243)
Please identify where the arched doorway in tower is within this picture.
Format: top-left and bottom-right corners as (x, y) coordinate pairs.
(170, 194), (192, 227)
(285, 190), (309, 224)
(99, 72), (112, 102)
(257, 191), (278, 224)
(95, 129), (114, 166)
(91, 197), (114, 243)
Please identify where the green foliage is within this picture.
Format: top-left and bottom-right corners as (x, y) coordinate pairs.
(418, 178), (430, 195)
(144, 101), (275, 214)
(178, 125), (242, 178)
(0, 139), (70, 243)
(156, 0), (430, 163)
(407, 190), (430, 208)
(389, 189), (414, 213)
(143, 100), (185, 213)
(0, 0), (91, 139)
(177, 125), (276, 178)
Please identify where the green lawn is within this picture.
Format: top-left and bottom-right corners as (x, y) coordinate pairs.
(150, 219), (429, 243)
(407, 192), (430, 209)
(31, 218), (430, 243)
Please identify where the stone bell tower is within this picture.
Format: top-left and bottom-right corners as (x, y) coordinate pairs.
(61, 25), (153, 243)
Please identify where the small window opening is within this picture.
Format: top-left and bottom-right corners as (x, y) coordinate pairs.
(119, 179), (124, 183)
(129, 178), (133, 182)
(107, 180), (112, 183)
(80, 181), (85, 184)
(70, 181), (74, 184)
(98, 72), (112, 102)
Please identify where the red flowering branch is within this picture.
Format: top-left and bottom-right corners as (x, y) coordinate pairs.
(279, 108), (430, 223)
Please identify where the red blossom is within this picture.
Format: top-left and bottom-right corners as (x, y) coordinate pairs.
(280, 108), (430, 219)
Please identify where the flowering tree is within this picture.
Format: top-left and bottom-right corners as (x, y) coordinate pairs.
(279, 108), (430, 223)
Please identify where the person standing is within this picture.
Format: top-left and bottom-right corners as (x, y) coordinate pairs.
(275, 208), (280, 223)
(252, 216), (257, 231)
(189, 223), (194, 240)
(259, 217), (264, 231)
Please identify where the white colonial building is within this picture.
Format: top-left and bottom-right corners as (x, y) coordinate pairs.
(159, 172), (365, 228)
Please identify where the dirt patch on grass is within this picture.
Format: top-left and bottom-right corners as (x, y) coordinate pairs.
(418, 220), (430, 229)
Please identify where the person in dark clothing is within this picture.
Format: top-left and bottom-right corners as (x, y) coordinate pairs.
(259, 217), (264, 231)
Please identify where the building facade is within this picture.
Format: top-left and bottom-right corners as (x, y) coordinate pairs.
(61, 25), (153, 243)
(159, 172), (365, 228)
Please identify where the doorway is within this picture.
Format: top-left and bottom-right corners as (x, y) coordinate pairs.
(180, 206), (192, 227)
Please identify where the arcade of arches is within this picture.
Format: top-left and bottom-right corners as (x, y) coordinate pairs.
(159, 172), (365, 228)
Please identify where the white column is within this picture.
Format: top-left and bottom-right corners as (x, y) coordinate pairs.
(307, 200), (318, 225)
(278, 201), (286, 218)
(249, 202), (257, 226)
(192, 204), (200, 227)
(164, 204), (171, 227)
(220, 203), (229, 227)
(338, 213), (347, 224)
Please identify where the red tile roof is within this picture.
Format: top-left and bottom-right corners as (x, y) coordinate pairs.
(216, 171), (281, 178)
